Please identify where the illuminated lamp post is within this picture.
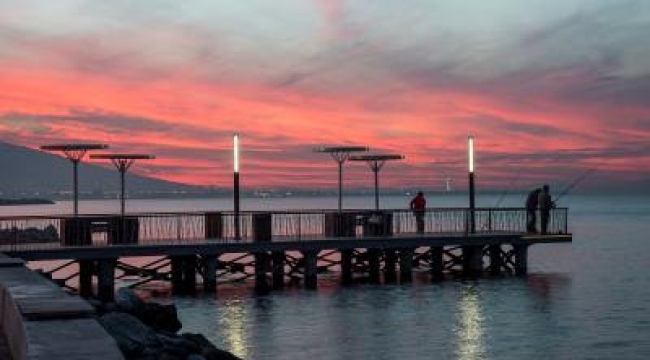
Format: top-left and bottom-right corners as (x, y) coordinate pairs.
(40, 143), (109, 216)
(90, 154), (155, 217)
(468, 136), (476, 233)
(234, 133), (241, 240)
(313, 146), (369, 212)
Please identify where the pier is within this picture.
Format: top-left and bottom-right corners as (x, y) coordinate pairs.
(0, 207), (571, 301)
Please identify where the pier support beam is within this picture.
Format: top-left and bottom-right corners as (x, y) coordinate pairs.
(367, 249), (381, 284)
(254, 252), (271, 294)
(340, 250), (353, 286)
(462, 246), (484, 276)
(513, 244), (529, 276)
(78, 260), (94, 298)
(302, 250), (318, 290)
(383, 250), (397, 283)
(399, 248), (414, 283)
(488, 245), (503, 275)
(203, 255), (218, 294)
(97, 258), (116, 302)
(272, 251), (285, 290)
(431, 247), (444, 282)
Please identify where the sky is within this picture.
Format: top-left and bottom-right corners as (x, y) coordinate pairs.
(0, 0), (649, 192)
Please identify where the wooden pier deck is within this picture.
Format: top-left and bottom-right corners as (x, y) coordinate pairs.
(0, 208), (572, 300)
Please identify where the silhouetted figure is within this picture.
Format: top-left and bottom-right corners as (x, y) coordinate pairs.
(410, 191), (426, 233)
(538, 185), (555, 235)
(526, 188), (542, 233)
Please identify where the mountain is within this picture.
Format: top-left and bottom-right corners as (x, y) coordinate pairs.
(0, 141), (206, 198)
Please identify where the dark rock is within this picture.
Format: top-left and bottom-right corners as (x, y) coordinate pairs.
(116, 288), (144, 312)
(137, 302), (182, 333)
(98, 312), (161, 357)
(116, 288), (182, 333)
(181, 333), (242, 360)
(187, 354), (207, 360)
(158, 333), (201, 357)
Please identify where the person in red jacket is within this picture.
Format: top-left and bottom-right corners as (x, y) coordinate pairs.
(410, 191), (427, 233)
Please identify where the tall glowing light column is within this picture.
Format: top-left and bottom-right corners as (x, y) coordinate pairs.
(468, 136), (476, 233)
(233, 133), (241, 240)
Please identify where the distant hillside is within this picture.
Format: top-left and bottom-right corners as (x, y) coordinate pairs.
(0, 141), (205, 198)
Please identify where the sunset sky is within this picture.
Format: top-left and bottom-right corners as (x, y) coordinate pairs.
(1, 1), (649, 191)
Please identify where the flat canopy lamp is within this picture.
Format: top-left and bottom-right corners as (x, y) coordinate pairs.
(90, 154), (155, 217)
(349, 154), (404, 210)
(313, 146), (369, 212)
(40, 143), (109, 216)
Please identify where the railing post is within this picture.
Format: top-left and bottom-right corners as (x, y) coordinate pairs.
(488, 209), (492, 232)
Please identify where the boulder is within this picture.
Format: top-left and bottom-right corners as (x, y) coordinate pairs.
(98, 312), (161, 357)
(137, 302), (182, 333)
(181, 333), (242, 360)
(116, 288), (144, 312)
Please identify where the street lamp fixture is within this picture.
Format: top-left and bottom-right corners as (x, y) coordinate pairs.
(90, 153), (155, 217)
(40, 143), (109, 216)
(349, 154), (404, 210)
(314, 146), (369, 212)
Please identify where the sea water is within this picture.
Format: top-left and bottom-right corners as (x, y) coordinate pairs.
(3, 194), (650, 359)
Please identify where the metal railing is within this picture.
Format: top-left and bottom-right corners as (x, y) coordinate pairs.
(0, 208), (568, 251)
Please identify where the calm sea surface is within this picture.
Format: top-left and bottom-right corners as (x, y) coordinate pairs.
(3, 194), (650, 359)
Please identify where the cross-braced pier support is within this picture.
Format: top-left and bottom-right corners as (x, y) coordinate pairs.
(368, 249), (381, 284)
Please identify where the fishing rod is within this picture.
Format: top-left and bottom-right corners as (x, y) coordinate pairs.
(554, 167), (598, 203)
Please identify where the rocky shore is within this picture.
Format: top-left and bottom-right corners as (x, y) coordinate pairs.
(96, 289), (242, 360)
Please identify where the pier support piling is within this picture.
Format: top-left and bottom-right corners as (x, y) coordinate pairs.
(254, 252), (271, 294)
(182, 256), (197, 295)
(488, 245), (503, 275)
(399, 248), (414, 283)
(462, 246), (484, 276)
(272, 251), (285, 290)
(78, 260), (94, 298)
(302, 250), (318, 290)
(384, 249), (397, 283)
(368, 249), (381, 284)
(203, 255), (218, 294)
(97, 258), (116, 302)
(171, 257), (184, 295)
(513, 244), (529, 276)
(431, 247), (444, 281)
(341, 249), (353, 285)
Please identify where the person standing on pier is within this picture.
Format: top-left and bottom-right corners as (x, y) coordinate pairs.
(538, 185), (555, 235)
(410, 191), (427, 233)
(526, 188), (542, 233)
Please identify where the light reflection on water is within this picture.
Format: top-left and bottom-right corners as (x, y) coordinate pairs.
(455, 285), (485, 360)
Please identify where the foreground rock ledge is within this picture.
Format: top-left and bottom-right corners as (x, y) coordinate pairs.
(98, 289), (242, 360)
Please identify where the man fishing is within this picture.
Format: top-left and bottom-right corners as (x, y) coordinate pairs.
(538, 184), (555, 235)
(526, 188), (542, 233)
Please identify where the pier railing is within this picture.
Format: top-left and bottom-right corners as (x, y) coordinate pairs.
(0, 208), (568, 251)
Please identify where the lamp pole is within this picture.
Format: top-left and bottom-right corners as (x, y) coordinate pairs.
(234, 133), (241, 240)
(468, 136), (476, 233)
